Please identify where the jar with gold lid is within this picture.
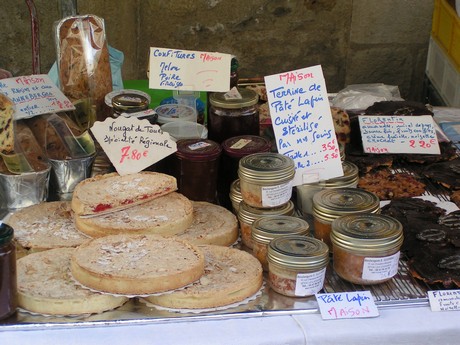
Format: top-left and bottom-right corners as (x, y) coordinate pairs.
(208, 87), (259, 144)
(296, 160), (359, 218)
(251, 215), (310, 271)
(237, 200), (295, 249)
(312, 188), (380, 249)
(229, 179), (242, 214)
(0, 223), (17, 320)
(330, 213), (403, 285)
(112, 92), (150, 117)
(267, 235), (329, 297)
(238, 152), (295, 209)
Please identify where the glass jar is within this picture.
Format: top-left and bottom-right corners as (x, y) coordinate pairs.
(312, 188), (380, 249)
(169, 139), (222, 203)
(238, 153), (295, 209)
(218, 135), (271, 209)
(331, 213), (403, 285)
(0, 223), (17, 320)
(296, 161), (359, 218)
(237, 200), (295, 249)
(112, 92), (150, 117)
(229, 179), (243, 214)
(267, 236), (329, 297)
(252, 215), (310, 271)
(208, 87), (259, 143)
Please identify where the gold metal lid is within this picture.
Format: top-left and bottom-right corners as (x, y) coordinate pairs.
(112, 93), (149, 113)
(312, 188), (380, 223)
(323, 161), (359, 188)
(237, 200), (295, 224)
(209, 87), (259, 109)
(330, 213), (403, 255)
(238, 153), (295, 184)
(251, 215), (310, 244)
(267, 235), (329, 270)
(229, 179), (242, 203)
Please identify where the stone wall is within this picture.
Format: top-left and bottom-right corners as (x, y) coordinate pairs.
(0, 0), (434, 101)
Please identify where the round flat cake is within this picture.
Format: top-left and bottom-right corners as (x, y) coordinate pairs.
(5, 201), (89, 254)
(145, 245), (263, 309)
(75, 192), (193, 238)
(71, 234), (205, 295)
(175, 201), (239, 246)
(17, 248), (128, 316)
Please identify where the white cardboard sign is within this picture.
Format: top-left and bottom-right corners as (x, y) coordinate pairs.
(90, 116), (177, 176)
(148, 47), (232, 92)
(316, 291), (379, 320)
(358, 115), (440, 154)
(428, 290), (460, 312)
(264, 65), (343, 186)
(0, 74), (75, 119)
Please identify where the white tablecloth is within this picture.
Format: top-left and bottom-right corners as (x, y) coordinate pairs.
(1, 306), (459, 345)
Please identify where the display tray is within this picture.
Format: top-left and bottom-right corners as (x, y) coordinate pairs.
(0, 254), (439, 331)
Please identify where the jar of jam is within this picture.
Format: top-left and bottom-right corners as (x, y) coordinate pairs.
(296, 161), (359, 218)
(208, 87), (259, 143)
(237, 200), (295, 249)
(238, 153), (295, 208)
(229, 179), (243, 214)
(267, 235), (329, 297)
(251, 215), (310, 271)
(218, 135), (271, 209)
(169, 139), (222, 203)
(0, 223), (17, 320)
(312, 188), (380, 249)
(331, 213), (403, 285)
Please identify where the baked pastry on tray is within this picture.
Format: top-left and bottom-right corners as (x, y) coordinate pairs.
(17, 248), (128, 315)
(71, 234), (205, 295)
(144, 245), (263, 309)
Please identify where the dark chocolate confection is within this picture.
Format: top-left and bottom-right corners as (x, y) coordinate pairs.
(344, 145), (393, 174)
(364, 101), (434, 116)
(422, 157), (460, 190)
(397, 141), (459, 165)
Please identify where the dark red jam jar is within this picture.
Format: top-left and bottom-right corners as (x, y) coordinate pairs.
(0, 223), (17, 320)
(170, 139), (222, 203)
(218, 135), (272, 209)
(208, 88), (259, 144)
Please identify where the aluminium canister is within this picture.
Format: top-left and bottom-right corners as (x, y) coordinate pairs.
(267, 235), (329, 297)
(330, 213), (403, 285)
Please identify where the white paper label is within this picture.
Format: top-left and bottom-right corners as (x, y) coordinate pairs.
(316, 291), (379, 320)
(362, 251), (400, 281)
(294, 267), (326, 296)
(428, 290), (460, 312)
(261, 181), (293, 207)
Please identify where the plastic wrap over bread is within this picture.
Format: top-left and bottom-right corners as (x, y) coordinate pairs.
(55, 15), (112, 125)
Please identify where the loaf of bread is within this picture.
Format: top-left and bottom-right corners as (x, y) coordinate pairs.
(70, 234), (205, 295)
(74, 192), (193, 238)
(56, 15), (112, 123)
(144, 245), (263, 309)
(17, 247), (128, 315)
(71, 171), (177, 216)
(5, 201), (89, 254)
(0, 93), (15, 154)
(175, 201), (239, 246)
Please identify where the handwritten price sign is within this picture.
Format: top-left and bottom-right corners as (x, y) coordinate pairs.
(0, 74), (75, 119)
(264, 65), (343, 186)
(316, 291), (379, 320)
(148, 47), (232, 92)
(359, 115), (440, 154)
(91, 116), (177, 175)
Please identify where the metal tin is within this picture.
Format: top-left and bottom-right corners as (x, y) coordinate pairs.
(111, 92), (150, 115)
(0, 223), (17, 320)
(330, 213), (403, 285)
(229, 179), (242, 214)
(237, 200), (295, 249)
(267, 235), (329, 297)
(238, 153), (295, 208)
(296, 161), (359, 216)
(331, 214), (404, 255)
(208, 88), (259, 143)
